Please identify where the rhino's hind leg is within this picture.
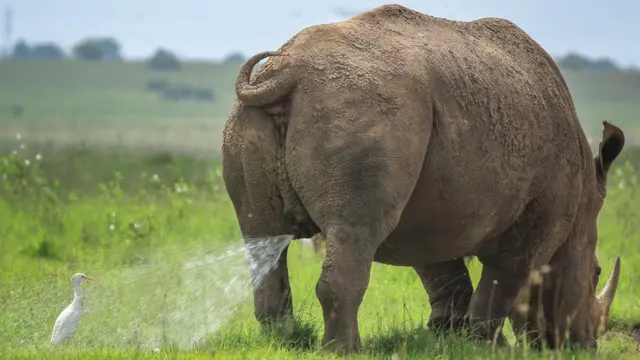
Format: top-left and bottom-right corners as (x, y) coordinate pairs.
(286, 90), (434, 353)
(246, 237), (294, 325)
(315, 225), (384, 353)
(414, 259), (473, 333)
(300, 142), (429, 353)
(223, 103), (297, 328)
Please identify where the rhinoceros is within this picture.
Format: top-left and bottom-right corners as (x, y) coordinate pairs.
(222, 4), (624, 353)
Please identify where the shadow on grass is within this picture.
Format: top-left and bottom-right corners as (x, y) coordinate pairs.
(205, 319), (623, 359)
(205, 319), (492, 358)
(204, 318), (319, 353)
(608, 318), (640, 333)
(363, 324), (483, 358)
(365, 324), (620, 359)
(605, 318), (640, 347)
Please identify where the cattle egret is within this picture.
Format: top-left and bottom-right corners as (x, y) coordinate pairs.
(50, 272), (96, 345)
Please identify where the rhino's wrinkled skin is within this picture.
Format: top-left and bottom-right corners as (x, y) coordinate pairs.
(222, 4), (624, 353)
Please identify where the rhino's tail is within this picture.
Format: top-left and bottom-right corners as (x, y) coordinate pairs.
(235, 51), (296, 107)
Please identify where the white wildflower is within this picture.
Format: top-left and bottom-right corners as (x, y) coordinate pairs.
(174, 184), (188, 194)
(24, 159), (30, 166)
(16, 133), (21, 140)
(35, 153), (42, 161)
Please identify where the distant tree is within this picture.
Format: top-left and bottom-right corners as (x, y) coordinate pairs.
(223, 51), (246, 63)
(147, 48), (181, 70)
(71, 37), (122, 61)
(590, 57), (618, 70)
(30, 43), (66, 60)
(9, 40), (65, 60)
(11, 39), (30, 60)
(97, 37), (122, 60)
(556, 52), (619, 71)
(556, 53), (590, 70)
(72, 40), (104, 60)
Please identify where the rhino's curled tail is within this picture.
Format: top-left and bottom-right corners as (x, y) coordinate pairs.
(235, 51), (295, 106)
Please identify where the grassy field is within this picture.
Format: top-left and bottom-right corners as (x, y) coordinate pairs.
(0, 60), (640, 152)
(0, 59), (640, 359)
(0, 60), (240, 155)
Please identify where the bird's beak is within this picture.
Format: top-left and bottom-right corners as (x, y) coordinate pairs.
(85, 276), (96, 281)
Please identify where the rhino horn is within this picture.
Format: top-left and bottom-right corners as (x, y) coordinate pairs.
(235, 51), (295, 107)
(596, 256), (621, 319)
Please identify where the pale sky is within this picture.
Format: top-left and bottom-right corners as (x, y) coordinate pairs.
(3, 0), (638, 66)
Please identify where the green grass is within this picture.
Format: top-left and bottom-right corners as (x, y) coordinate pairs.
(1, 138), (640, 359)
(1, 60), (640, 358)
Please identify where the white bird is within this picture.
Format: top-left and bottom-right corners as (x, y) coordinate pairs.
(50, 272), (96, 345)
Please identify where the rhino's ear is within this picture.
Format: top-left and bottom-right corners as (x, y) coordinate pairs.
(595, 120), (625, 180)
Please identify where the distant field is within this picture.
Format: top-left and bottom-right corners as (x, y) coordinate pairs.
(563, 69), (640, 142)
(0, 60), (240, 154)
(0, 60), (639, 154)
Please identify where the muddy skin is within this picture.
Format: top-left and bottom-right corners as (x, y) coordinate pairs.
(223, 4), (624, 354)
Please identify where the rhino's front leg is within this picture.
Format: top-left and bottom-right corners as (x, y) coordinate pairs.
(246, 237), (294, 325)
(414, 258), (473, 332)
(468, 264), (527, 345)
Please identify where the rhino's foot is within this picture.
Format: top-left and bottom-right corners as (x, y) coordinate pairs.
(319, 332), (363, 355)
(316, 292), (364, 355)
(257, 314), (297, 337)
(252, 243), (295, 329)
(467, 264), (529, 348)
(467, 319), (509, 347)
(316, 265), (367, 355)
(254, 296), (294, 325)
(414, 258), (473, 336)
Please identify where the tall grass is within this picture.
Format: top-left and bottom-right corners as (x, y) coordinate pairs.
(0, 136), (639, 359)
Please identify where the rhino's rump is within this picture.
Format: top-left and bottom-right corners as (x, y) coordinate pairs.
(253, 5), (586, 265)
